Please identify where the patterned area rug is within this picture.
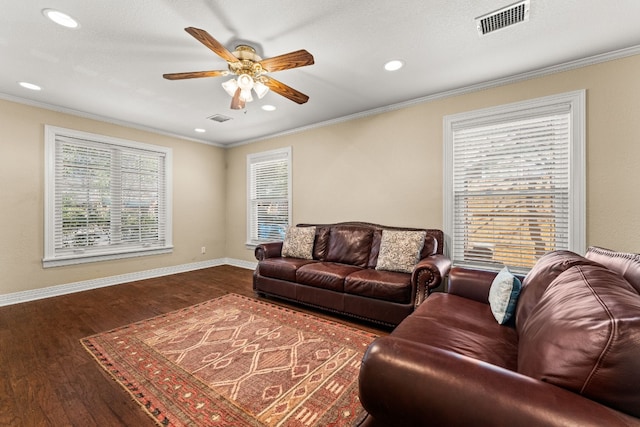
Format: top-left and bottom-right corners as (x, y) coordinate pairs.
(81, 293), (377, 426)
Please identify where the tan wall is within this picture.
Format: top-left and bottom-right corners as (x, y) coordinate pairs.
(0, 99), (226, 295)
(225, 54), (640, 262)
(2, 54), (639, 296)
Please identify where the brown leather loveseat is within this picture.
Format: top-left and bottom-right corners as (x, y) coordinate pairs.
(359, 246), (640, 426)
(253, 222), (451, 326)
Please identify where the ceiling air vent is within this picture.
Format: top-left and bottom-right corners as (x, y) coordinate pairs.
(207, 114), (233, 123)
(476, 0), (530, 35)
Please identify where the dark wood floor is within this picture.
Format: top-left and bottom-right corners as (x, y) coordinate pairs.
(0, 265), (387, 426)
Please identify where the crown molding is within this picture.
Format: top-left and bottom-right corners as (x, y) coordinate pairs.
(0, 92), (225, 148)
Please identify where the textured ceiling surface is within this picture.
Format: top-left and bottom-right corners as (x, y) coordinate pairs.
(2, 1), (640, 145)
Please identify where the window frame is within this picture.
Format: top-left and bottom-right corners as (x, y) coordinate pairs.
(246, 147), (292, 247)
(43, 125), (173, 268)
(443, 90), (585, 273)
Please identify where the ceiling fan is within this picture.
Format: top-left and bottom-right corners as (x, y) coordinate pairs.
(163, 27), (314, 110)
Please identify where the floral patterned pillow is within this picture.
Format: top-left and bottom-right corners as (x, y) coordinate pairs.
(376, 230), (426, 273)
(281, 226), (316, 260)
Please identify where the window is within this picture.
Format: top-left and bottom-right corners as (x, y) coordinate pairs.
(246, 147), (291, 246)
(44, 126), (172, 267)
(443, 90), (585, 273)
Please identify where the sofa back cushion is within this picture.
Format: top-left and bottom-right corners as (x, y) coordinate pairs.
(586, 246), (640, 293)
(420, 234), (438, 258)
(515, 250), (598, 330)
(312, 226), (331, 260)
(325, 226), (373, 268)
(517, 264), (640, 418)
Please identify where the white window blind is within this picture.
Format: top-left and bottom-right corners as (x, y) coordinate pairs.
(247, 147), (291, 246)
(444, 91), (585, 273)
(44, 126), (172, 267)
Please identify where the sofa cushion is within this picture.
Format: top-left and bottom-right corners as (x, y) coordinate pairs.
(367, 229), (384, 268)
(515, 250), (598, 330)
(344, 269), (412, 303)
(586, 246), (640, 293)
(393, 293), (519, 370)
(518, 264), (640, 418)
(258, 257), (316, 282)
(488, 266), (522, 325)
(420, 234), (438, 258)
(325, 226), (373, 268)
(296, 262), (363, 292)
(281, 226), (316, 259)
(311, 226), (331, 260)
(375, 230), (427, 273)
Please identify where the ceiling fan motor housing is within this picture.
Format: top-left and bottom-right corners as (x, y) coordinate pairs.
(229, 45), (265, 79)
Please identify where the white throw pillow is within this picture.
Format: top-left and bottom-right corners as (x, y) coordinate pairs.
(281, 226), (316, 260)
(488, 266), (522, 325)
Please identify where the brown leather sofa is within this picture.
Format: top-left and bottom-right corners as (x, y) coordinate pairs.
(359, 246), (640, 426)
(253, 222), (451, 326)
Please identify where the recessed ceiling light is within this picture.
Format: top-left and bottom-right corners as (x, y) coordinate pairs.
(42, 9), (79, 29)
(384, 60), (404, 71)
(261, 105), (276, 111)
(19, 82), (42, 91)
(194, 128), (206, 133)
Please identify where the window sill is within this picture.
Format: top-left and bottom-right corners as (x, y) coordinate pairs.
(42, 246), (173, 268)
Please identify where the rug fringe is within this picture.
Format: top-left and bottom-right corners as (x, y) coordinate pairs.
(80, 338), (170, 427)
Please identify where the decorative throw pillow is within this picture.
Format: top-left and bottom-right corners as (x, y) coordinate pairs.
(489, 266), (522, 325)
(281, 226), (316, 260)
(375, 230), (426, 273)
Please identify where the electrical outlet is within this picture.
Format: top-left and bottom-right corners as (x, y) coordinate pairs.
(201, 246), (206, 254)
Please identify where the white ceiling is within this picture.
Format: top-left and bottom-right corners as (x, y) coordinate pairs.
(2, 1), (640, 146)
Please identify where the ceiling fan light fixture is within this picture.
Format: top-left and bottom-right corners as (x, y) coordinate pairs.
(237, 74), (254, 91)
(254, 81), (269, 99)
(221, 78), (238, 97)
(239, 89), (253, 102)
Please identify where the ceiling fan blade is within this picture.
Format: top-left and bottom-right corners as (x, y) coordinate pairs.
(260, 50), (314, 73)
(230, 87), (246, 110)
(263, 76), (309, 104)
(184, 27), (239, 64)
(163, 70), (227, 80)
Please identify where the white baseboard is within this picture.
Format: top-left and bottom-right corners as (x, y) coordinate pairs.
(223, 258), (258, 270)
(0, 258), (257, 307)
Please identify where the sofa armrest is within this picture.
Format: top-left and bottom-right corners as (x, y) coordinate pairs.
(411, 254), (451, 306)
(254, 241), (284, 261)
(446, 266), (497, 303)
(359, 336), (639, 427)
(447, 266), (527, 304)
